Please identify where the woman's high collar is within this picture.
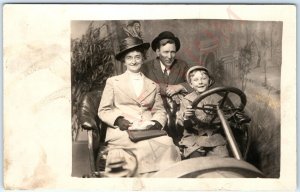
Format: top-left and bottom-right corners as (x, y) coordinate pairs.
(126, 70), (143, 79)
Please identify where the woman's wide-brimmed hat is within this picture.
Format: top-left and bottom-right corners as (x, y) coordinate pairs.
(115, 37), (150, 61)
(151, 31), (181, 52)
(186, 66), (215, 87)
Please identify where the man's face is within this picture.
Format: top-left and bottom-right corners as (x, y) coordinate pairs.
(190, 71), (210, 93)
(156, 43), (176, 68)
(124, 50), (143, 73)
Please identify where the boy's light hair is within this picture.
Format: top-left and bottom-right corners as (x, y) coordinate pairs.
(186, 66), (215, 87)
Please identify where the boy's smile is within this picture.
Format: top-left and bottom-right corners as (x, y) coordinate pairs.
(190, 71), (210, 93)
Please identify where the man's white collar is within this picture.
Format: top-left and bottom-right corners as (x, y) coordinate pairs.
(160, 61), (170, 74)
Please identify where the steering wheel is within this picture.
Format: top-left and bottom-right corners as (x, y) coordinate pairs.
(191, 86), (247, 126)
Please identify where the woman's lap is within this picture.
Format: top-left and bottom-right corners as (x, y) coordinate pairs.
(105, 127), (181, 174)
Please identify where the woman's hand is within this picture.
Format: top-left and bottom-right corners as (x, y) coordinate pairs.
(183, 105), (195, 120)
(115, 117), (132, 131)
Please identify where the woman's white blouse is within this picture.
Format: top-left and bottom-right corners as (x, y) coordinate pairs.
(128, 72), (144, 97)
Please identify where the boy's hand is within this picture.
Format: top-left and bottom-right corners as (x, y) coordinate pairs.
(183, 105), (195, 120)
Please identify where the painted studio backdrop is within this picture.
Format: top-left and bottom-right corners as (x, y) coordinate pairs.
(71, 20), (282, 178)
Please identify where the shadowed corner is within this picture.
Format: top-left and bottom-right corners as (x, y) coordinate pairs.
(246, 102), (280, 178)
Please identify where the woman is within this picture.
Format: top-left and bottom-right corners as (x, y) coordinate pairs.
(98, 37), (181, 176)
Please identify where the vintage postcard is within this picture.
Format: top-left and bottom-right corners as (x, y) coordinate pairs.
(3, 4), (296, 191)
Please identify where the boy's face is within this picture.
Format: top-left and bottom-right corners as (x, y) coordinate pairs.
(190, 70), (210, 93)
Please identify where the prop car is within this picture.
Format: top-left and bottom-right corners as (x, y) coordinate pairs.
(73, 86), (264, 178)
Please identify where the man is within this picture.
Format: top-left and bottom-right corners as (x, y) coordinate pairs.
(141, 31), (194, 143)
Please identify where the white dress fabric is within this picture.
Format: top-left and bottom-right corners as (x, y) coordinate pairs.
(98, 71), (181, 174)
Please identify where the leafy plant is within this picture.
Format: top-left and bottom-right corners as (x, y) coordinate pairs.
(71, 22), (115, 141)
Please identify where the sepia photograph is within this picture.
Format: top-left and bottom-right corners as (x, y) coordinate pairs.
(3, 4), (296, 190)
(71, 19), (281, 178)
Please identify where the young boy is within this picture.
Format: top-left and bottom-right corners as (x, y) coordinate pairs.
(177, 66), (229, 159)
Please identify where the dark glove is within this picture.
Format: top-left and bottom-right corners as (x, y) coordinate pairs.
(114, 117), (131, 131)
(148, 120), (163, 130)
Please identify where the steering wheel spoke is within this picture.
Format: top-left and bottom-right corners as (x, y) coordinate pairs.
(218, 91), (229, 108)
(196, 104), (217, 115)
(191, 87), (247, 126)
(222, 107), (242, 113)
(209, 114), (218, 124)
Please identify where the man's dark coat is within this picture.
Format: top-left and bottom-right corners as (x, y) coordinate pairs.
(141, 57), (193, 96)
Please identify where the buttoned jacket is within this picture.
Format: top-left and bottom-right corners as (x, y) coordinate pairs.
(98, 71), (167, 128)
(141, 57), (194, 96)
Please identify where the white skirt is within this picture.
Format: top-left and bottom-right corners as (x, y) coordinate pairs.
(105, 127), (181, 174)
